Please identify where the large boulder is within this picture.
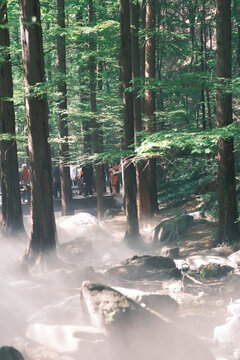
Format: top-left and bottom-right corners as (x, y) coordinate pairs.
(0, 347), (24, 360)
(112, 287), (178, 318)
(106, 255), (181, 281)
(153, 215), (194, 245)
(81, 281), (215, 360)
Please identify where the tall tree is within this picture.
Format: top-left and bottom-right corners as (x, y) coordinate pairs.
(200, 13), (206, 130)
(233, 0), (240, 76)
(120, 0), (140, 243)
(19, 0), (57, 265)
(88, 0), (104, 219)
(202, 0), (212, 129)
(56, 0), (73, 216)
(0, 1), (25, 235)
(130, 0), (151, 224)
(216, 0), (239, 242)
(140, 0), (146, 115)
(145, 0), (158, 215)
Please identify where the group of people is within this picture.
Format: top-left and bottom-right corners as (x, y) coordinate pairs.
(72, 162), (121, 197)
(18, 161), (122, 201)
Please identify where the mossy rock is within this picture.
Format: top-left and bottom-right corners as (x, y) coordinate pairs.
(200, 263), (234, 279)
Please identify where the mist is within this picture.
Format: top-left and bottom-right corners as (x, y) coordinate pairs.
(0, 211), (240, 360)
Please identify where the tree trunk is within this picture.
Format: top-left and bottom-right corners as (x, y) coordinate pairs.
(19, 0), (57, 264)
(202, 0), (212, 129)
(145, 0), (158, 215)
(188, 2), (196, 67)
(200, 23), (206, 130)
(56, 0), (73, 216)
(88, 0), (104, 219)
(130, 0), (151, 225)
(216, 0), (239, 242)
(233, 0), (240, 76)
(0, 2), (25, 235)
(120, 0), (140, 243)
(140, 0), (146, 115)
(76, 12), (92, 155)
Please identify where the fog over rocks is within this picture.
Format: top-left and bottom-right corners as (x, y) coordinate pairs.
(1, 211), (240, 359)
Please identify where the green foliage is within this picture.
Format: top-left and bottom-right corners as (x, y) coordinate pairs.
(135, 122), (240, 158)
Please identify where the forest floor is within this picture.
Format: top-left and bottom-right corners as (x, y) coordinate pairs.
(112, 194), (229, 255)
(1, 195), (239, 360)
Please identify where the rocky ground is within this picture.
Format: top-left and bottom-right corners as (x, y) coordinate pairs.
(1, 198), (240, 360)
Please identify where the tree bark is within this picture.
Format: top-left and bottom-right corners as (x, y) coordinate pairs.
(202, 0), (212, 129)
(56, 0), (73, 216)
(19, 0), (57, 263)
(0, 2), (25, 235)
(88, 0), (104, 219)
(130, 1), (151, 225)
(233, 0), (240, 76)
(200, 23), (206, 130)
(120, 0), (140, 243)
(216, 0), (239, 242)
(145, 0), (158, 215)
(140, 0), (146, 115)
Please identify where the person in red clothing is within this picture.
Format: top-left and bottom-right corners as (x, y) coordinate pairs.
(20, 163), (30, 185)
(19, 163), (30, 203)
(109, 163), (119, 193)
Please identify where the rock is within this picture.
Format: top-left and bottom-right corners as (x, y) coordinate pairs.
(213, 298), (240, 359)
(56, 212), (109, 244)
(228, 250), (240, 265)
(106, 264), (181, 281)
(121, 255), (176, 269)
(199, 263), (234, 279)
(159, 246), (180, 258)
(213, 315), (240, 353)
(26, 323), (105, 354)
(220, 274), (240, 298)
(104, 208), (119, 218)
(80, 281), (215, 360)
(0, 347), (24, 360)
(106, 255), (181, 281)
(28, 295), (84, 326)
(57, 237), (93, 262)
(153, 215), (194, 245)
(139, 294), (179, 318)
(192, 246), (233, 258)
(186, 254), (236, 271)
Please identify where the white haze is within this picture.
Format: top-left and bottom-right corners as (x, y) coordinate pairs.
(0, 211), (239, 359)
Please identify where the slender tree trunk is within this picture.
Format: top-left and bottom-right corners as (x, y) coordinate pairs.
(216, 0), (239, 242)
(97, 61), (103, 90)
(120, 0), (140, 243)
(19, 0), (57, 264)
(140, 0), (146, 115)
(237, 26), (240, 76)
(56, 0), (73, 216)
(145, 0), (158, 215)
(88, 0), (104, 219)
(202, 0), (212, 129)
(76, 12), (92, 155)
(130, 0), (151, 225)
(188, 3), (196, 67)
(0, 2), (25, 235)
(200, 24), (206, 129)
(233, 0), (240, 76)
